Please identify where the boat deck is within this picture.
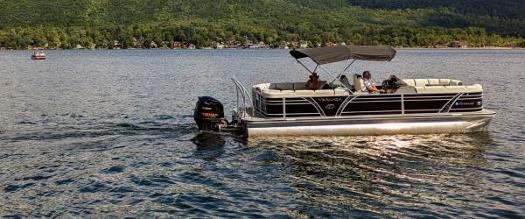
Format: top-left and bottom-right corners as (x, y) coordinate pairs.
(238, 79), (491, 137)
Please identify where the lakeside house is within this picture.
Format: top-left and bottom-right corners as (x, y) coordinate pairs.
(300, 41), (308, 48)
(149, 41), (158, 48)
(325, 42), (337, 47)
(114, 40), (121, 48)
(248, 41), (269, 49)
(215, 43), (225, 49)
(132, 37), (140, 48)
(161, 41), (170, 49)
(171, 41), (182, 49)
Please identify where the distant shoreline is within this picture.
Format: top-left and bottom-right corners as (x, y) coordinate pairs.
(1, 47), (524, 51)
(396, 47), (523, 50)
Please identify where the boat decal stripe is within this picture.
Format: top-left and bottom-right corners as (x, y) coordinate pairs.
(439, 93), (464, 113)
(336, 95), (358, 117)
(304, 97), (326, 117)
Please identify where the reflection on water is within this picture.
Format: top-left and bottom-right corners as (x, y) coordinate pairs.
(192, 133), (226, 161)
(0, 49), (524, 217)
(247, 133), (497, 217)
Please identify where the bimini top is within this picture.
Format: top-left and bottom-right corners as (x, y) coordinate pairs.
(289, 45), (397, 65)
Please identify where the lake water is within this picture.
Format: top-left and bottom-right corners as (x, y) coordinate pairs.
(0, 49), (524, 218)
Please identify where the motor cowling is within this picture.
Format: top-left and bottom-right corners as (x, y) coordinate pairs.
(194, 96), (227, 131)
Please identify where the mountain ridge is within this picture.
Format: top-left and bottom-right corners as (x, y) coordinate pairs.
(1, 0), (524, 49)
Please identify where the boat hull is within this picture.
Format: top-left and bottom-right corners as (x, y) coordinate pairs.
(31, 55), (46, 60)
(242, 109), (495, 137)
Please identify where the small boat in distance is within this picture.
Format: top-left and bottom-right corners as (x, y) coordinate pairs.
(31, 49), (46, 60)
(194, 45), (496, 137)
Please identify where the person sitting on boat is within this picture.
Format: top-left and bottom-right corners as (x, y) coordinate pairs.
(382, 74), (407, 93)
(306, 72), (321, 89)
(363, 71), (384, 93)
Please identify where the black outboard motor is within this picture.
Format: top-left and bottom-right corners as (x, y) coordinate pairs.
(194, 96), (227, 131)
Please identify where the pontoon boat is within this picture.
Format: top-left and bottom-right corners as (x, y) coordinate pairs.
(194, 45), (495, 137)
(31, 49), (46, 60)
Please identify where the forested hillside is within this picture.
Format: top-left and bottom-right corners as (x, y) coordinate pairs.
(347, 0), (525, 20)
(1, 0), (524, 49)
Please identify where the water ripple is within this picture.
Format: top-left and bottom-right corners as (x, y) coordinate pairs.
(0, 49), (524, 217)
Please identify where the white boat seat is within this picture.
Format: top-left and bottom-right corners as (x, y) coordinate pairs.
(269, 82), (334, 90)
(253, 79), (482, 97)
(353, 74), (366, 92)
(402, 79), (463, 87)
(399, 78), (480, 93)
(414, 84), (482, 93)
(334, 87), (350, 96)
(254, 83), (351, 98)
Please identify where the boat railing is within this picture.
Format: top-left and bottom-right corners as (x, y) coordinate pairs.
(231, 78), (253, 117)
(252, 92), (482, 119)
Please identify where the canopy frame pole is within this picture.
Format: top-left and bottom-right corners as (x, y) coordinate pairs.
(330, 59), (356, 84)
(312, 65), (319, 74)
(318, 65), (334, 76)
(295, 59), (314, 74)
(342, 59), (356, 73)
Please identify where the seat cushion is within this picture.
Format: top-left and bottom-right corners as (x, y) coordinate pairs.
(438, 79), (451, 86)
(258, 88), (352, 98)
(450, 80), (463, 86)
(334, 87), (351, 96)
(254, 83), (271, 91)
(414, 84), (482, 93)
(414, 79), (429, 87)
(402, 79), (416, 87)
(313, 89), (335, 95)
(427, 79), (440, 86)
(402, 79), (462, 86)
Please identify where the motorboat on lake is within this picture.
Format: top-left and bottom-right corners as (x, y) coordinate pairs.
(31, 49), (46, 60)
(194, 45), (495, 137)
